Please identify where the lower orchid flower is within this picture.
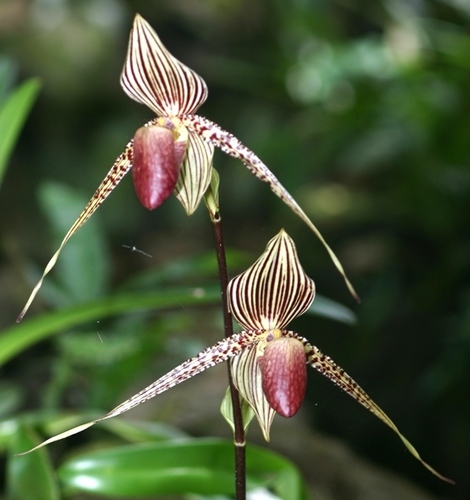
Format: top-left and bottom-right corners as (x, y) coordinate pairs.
(19, 230), (453, 484)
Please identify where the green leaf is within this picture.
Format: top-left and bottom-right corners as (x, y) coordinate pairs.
(5, 423), (59, 500)
(0, 382), (23, 419)
(0, 58), (16, 101)
(122, 248), (250, 290)
(0, 78), (41, 187)
(101, 418), (189, 443)
(307, 294), (357, 325)
(0, 412), (189, 455)
(0, 412), (102, 447)
(58, 438), (308, 499)
(1, 285), (221, 367)
(246, 445), (308, 500)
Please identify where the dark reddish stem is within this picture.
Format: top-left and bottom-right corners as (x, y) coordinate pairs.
(211, 210), (246, 500)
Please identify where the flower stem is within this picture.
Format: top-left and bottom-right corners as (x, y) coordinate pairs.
(210, 209), (246, 500)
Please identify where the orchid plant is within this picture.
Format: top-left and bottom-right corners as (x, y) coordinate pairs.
(20, 229), (452, 485)
(17, 13), (358, 322)
(15, 12), (453, 494)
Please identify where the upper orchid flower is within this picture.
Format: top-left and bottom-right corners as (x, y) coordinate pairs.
(18, 14), (357, 321)
(22, 229), (452, 484)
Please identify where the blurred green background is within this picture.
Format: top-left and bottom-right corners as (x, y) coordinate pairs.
(0, 0), (469, 498)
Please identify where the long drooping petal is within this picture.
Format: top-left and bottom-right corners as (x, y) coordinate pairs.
(18, 330), (260, 455)
(185, 115), (359, 302)
(121, 14), (208, 117)
(228, 229), (315, 331)
(284, 331), (454, 484)
(17, 142), (134, 321)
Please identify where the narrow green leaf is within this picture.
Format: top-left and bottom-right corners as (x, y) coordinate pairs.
(0, 382), (23, 419)
(0, 78), (41, 186)
(6, 424), (59, 500)
(307, 294), (357, 325)
(2, 286), (221, 366)
(101, 418), (189, 443)
(0, 58), (16, 100)
(0, 412), (188, 449)
(0, 412), (101, 446)
(122, 249), (250, 290)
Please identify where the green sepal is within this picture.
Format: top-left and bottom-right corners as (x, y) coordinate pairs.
(204, 167), (221, 221)
(220, 386), (255, 435)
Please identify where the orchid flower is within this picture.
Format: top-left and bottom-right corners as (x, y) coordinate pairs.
(18, 14), (357, 321)
(21, 229), (452, 484)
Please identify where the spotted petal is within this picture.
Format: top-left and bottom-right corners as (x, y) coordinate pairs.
(121, 14), (208, 117)
(17, 142), (133, 321)
(228, 229), (315, 331)
(18, 330), (260, 454)
(284, 331), (454, 484)
(184, 115), (359, 301)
